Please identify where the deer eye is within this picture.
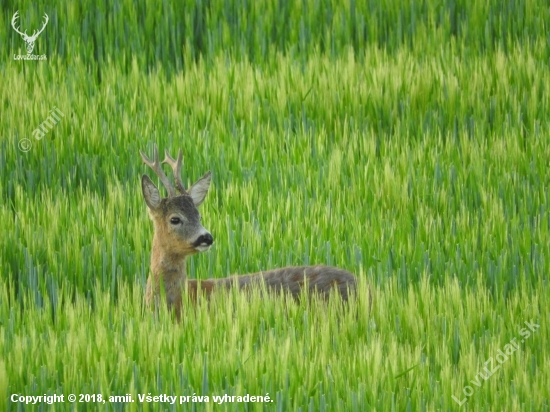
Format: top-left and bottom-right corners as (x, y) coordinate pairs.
(170, 217), (181, 225)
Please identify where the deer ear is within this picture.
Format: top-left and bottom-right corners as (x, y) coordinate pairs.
(141, 175), (161, 209)
(188, 171), (211, 207)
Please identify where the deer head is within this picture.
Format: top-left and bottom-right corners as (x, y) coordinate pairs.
(140, 145), (214, 260)
(12, 11), (49, 55)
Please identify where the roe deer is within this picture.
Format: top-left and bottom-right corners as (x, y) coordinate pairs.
(140, 145), (359, 319)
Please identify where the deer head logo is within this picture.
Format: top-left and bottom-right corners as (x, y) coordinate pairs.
(11, 11), (49, 55)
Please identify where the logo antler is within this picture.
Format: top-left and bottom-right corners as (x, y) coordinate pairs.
(12, 11), (49, 55)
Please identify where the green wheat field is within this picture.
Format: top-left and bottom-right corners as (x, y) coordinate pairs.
(1, 0), (549, 410)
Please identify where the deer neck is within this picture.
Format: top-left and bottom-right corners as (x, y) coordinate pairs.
(146, 237), (188, 306)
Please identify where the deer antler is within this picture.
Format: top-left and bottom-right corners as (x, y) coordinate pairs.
(11, 11), (28, 38)
(29, 13), (49, 40)
(140, 145), (176, 197)
(11, 11), (48, 40)
(162, 149), (187, 194)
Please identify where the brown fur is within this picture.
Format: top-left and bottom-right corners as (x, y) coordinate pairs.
(140, 146), (367, 320)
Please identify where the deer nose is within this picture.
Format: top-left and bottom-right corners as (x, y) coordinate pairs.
(195, 233), (214, 246)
